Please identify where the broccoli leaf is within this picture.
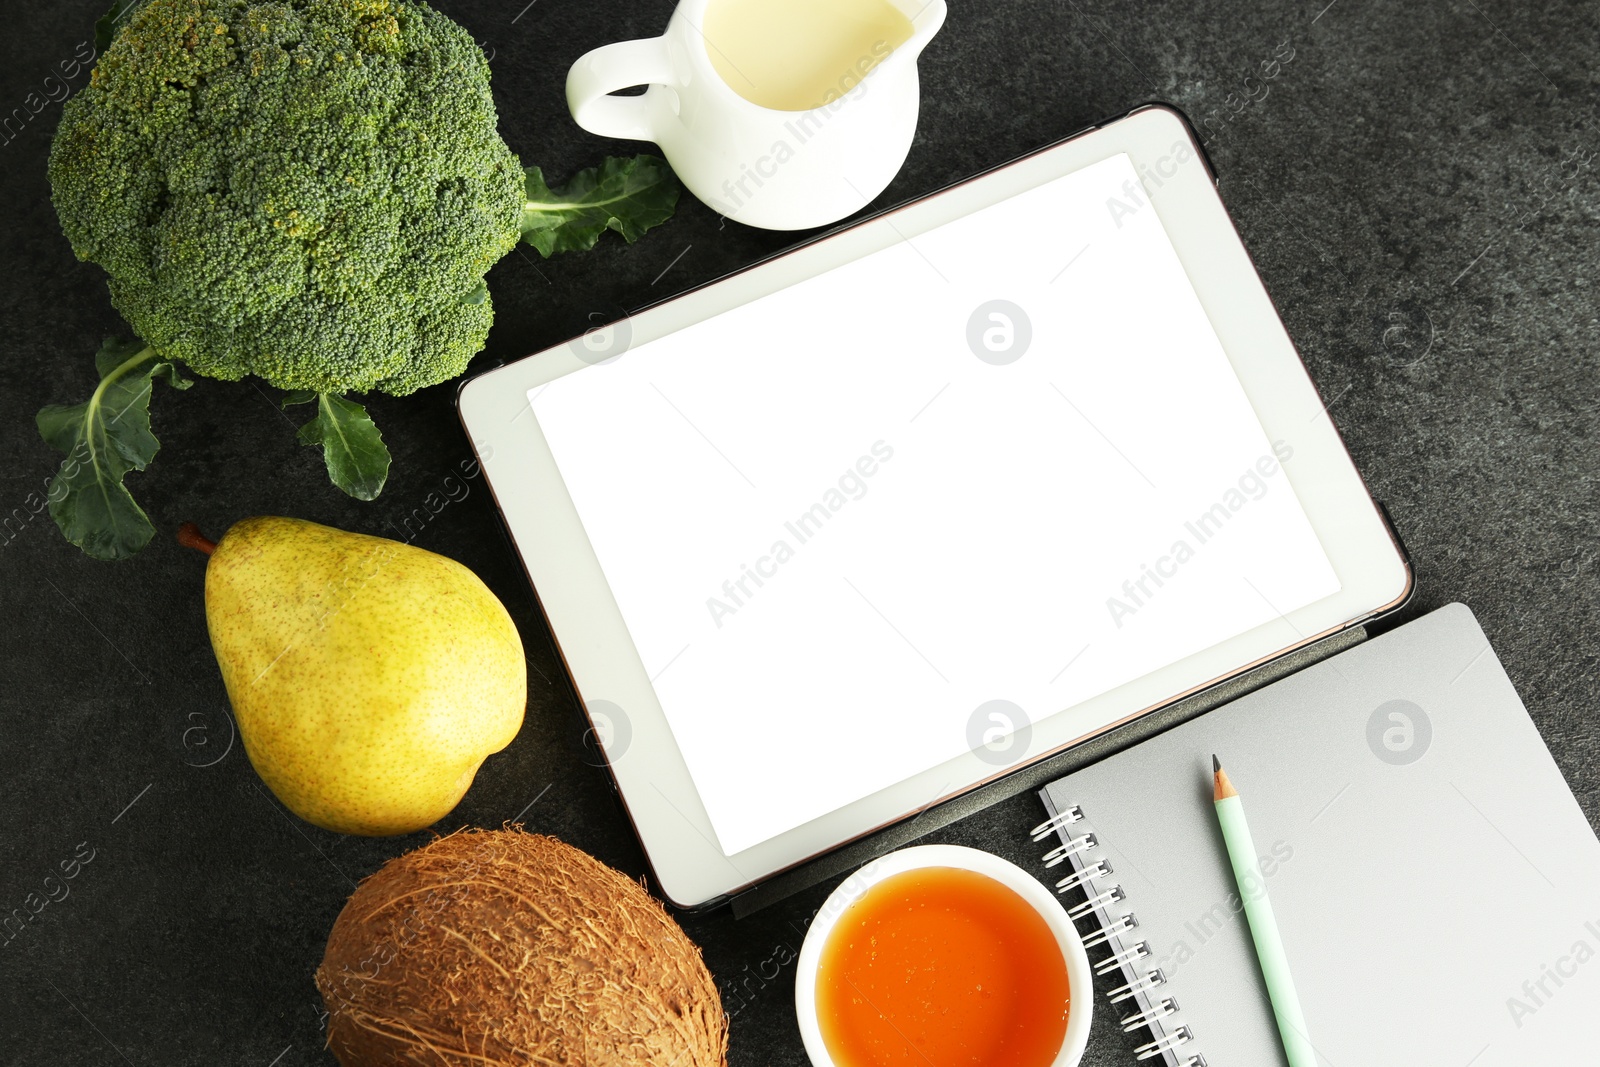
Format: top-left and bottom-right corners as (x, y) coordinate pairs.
(37, 337), (190, 561)
(521, 155), (681, 257)
(94, 0), (144, 54)
(295, 394), (391, 501)
(93, 335), (149, 377)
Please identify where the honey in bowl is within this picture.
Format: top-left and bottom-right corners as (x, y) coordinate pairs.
(815, 866), (1070, 1067)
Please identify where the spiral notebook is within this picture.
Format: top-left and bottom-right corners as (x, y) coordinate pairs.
(1036, 604), (1600, 1066)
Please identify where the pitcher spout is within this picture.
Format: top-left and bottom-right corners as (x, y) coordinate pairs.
(892, 0), (948, 64)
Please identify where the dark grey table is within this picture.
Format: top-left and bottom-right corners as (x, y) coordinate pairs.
(3, 1), (1596, 1064)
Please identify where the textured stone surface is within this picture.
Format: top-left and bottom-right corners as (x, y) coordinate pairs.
(1, 0), (1595, 1064)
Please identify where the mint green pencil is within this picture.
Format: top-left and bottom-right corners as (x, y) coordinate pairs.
(1213, 756), (1316, 1067)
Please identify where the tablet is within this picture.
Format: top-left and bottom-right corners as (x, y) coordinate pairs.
(458, 105), (1411, 908)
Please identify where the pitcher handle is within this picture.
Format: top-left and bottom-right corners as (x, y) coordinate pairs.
(566, 37), (675, 143)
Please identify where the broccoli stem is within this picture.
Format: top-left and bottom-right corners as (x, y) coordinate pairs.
(86, 345), (157, 470)
(95, 346), (157, 395)
(523, 194), (637, 215)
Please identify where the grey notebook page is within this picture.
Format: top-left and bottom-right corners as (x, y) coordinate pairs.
(1042, 603), (1600, 1066)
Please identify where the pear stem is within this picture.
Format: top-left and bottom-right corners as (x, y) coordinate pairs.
(177, 522), (216, 556)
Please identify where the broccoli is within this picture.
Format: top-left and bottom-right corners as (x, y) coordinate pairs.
(40, 0), (679, 559)
(51, 0), (522, 396)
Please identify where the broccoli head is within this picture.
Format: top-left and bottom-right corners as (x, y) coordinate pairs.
(49, 0), (524, 396)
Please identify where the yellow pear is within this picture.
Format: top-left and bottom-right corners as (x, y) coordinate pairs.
(182, 517), (525, 835)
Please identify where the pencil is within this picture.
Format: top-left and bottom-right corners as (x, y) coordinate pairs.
(1213, 755), (1316, 1067)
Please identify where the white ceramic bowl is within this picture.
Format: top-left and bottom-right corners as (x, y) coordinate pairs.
(794, 844), (1094, 1067)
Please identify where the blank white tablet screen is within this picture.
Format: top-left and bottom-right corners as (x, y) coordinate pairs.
(529, 153), (1340, 855)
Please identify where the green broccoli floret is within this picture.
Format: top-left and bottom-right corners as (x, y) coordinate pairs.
(49, 0), (523, 396)
(39, 0), (679, 560)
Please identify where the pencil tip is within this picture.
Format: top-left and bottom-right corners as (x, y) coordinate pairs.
(1212, 754), (1221, 773)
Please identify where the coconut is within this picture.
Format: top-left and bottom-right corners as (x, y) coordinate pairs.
(315, 829), (728, 1067)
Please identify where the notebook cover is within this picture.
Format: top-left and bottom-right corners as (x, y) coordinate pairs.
(1041, 603), (1600, 1065)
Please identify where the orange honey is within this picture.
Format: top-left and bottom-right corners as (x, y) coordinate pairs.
(815, 866), (1070, 1067)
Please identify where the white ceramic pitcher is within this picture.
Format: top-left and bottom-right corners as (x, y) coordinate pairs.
(566, 0), (947, 230)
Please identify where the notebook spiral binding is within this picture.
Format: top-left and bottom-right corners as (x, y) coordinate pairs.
(1032, 806), (1207, 1067)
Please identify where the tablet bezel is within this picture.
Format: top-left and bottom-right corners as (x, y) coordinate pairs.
(457, 105), (1412, 908)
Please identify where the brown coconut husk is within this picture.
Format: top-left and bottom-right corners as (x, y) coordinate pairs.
(315, 828), (728, 1067)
